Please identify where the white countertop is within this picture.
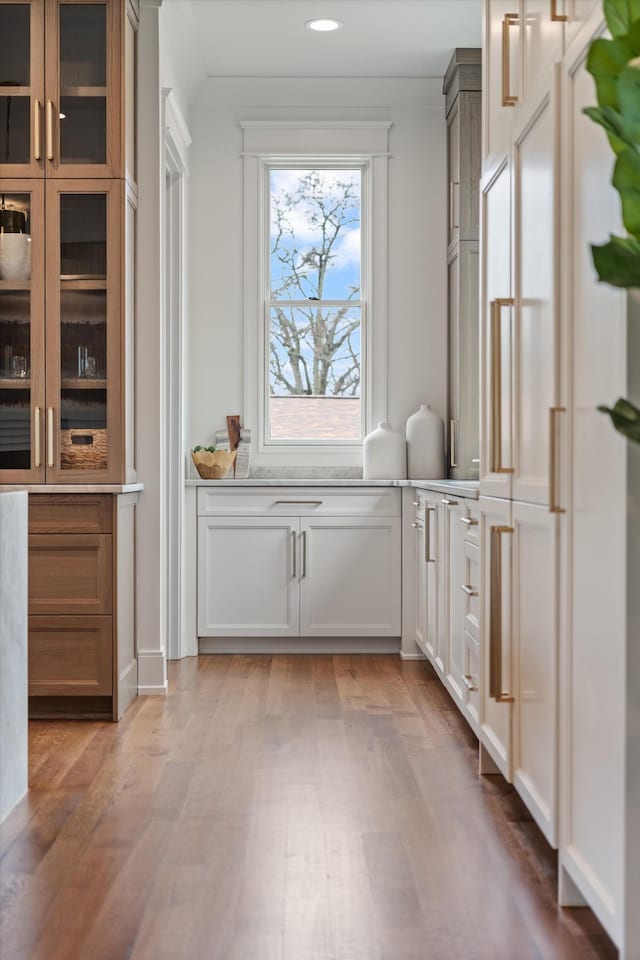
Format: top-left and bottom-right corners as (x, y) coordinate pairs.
(186, 478), (480, 499)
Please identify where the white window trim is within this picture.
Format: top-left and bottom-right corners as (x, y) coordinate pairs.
(242, 121), (390, 467)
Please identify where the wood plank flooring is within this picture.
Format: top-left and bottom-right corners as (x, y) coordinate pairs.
(0, 655), (617, 960)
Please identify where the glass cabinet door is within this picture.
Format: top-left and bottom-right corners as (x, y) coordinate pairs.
(45, 180), (121, 481)
(0, 0), (45, 177)
(0, 182), (45, 481)
(45, 0), (121, 177)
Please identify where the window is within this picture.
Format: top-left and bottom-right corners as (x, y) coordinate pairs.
(266, 165), (365, 444)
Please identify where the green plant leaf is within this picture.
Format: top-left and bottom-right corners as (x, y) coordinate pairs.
(592, 234), (640, 287)
(604, 0), (640, 37)
(613, 148), (640, 233)
(617, 61), (640, 142)
(587, 36), (634, 109)
(583, 104), (634, 153)
(598, 397), (640, 443)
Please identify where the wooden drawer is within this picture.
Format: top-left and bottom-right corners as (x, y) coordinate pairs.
(29, 534), (113, 615)
(29, 495), (113, 534)
(197, 486), (401, 518)
(29, 616), (113, 697)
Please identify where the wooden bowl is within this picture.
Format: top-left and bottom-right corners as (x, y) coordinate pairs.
(191, 449), (237, 480)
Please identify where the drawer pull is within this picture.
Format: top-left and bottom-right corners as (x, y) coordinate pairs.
(425, 505), (436, 563)
(441, 498), (459, 507)
(411, 522), (421, 529)
(550, 0), (567, 21)
(461, 584), (478, 597)
(462, 674), (478, 692)
(460, 516), (478, 527)
(47, 406), (54, 468)
(291, 530), (296, 579)
(34, 406), (41, 467)
(46, 99), (54, 160)
(274, 499), (323, 506)
(34, 99), (42, 160)
(502, 13), (519, 107)
(301, 530), (307, 578)
(412, 501), (419, 507)
(489, 525), (515, 703)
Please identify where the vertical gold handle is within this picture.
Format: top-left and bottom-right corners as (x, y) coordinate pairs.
(425, 505), (436, 563)
(47, 407), (54, 468)
(449, 181), (459, 230)
(46, 100), (54, 161)
(549, 406), (566, 514)
(450, 419), (458, 469)
(489, 525), (514, 703)
(34, 99), (42, 160)
(550, 0), (568, 21)
(490, 299), (515, 475)
(34, 406), (41, 467)
(502, 13), (519, 107)
(291, 530), (297, 580)
(301, 530), (307, 579)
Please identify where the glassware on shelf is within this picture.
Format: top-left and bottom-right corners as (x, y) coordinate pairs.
(10, 355), (28, 379)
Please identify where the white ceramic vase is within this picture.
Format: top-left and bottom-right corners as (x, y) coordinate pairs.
(0, 234), (31, 282)
(363, 421), (407, 480)
(406, 404), (444, 479)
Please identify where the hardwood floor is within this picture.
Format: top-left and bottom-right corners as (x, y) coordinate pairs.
(1, 655), (617, 960)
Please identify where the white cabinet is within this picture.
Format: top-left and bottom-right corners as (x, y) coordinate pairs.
(521, 0), (564, 102)
(424, 492), (443, 674)
(446, 500), (481, 728)
(197, 488), (401, 641)
(563, 0), (601, 50)
(483, 0), (518, 164)
(198, 516), (299, 637)
(299, 517), (401, 637)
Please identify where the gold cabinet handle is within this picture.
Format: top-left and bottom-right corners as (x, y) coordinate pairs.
(291, 530), (297, 580)
(450, 419), (458, 469)
(461, 584), (478, 597)
(462, 674), (478, 692)
(34, 99), (42, 160)
(275, 499), (323, 506)
(425, 505), (436, 563)
(489, 525), (514, 703)
(47, 406), (54, 468)
(490, 299), (515, 475)
(34, 406), (41, 467)
(300, 530), (307, 578)
(449, 180), (459, 230)
(441, 498), (459, 507)
(550, 0), (568, 21)
(46, 100), (54, 161)
(502, 13), (519, 107)
(549, 406), (566, 514)
(460, 516), (478, 527)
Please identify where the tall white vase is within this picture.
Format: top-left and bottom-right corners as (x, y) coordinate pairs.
(363, 422), (406, 480)
(406, 404), (444, 479)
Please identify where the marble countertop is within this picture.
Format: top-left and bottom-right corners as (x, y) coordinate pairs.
(0, 483), (144, 494)
(187, 478), (480, 499)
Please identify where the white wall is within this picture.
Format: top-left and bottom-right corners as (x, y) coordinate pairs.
(188, 77), (447, 468)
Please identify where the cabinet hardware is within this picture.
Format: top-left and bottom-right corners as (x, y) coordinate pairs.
(550, 0), (568, 21)
(46, 100), (54, 160)
(301, 530), (307, 578)
(502, 14), (519, 107)
(472, 458), (480, 464)
(549, 406), (566, 514)
(411, 522), (422, 529)
(450, 419), (458, 469)
(462, 674), (478, 692)
(425, 505), (436, 563)
(412, 501), (419, 507)
(34, 99), (42, 160)
(460, 516), (478, 527)
(275, 499), (323, 506)
(449, 181), (459, 231)
(291, 530), (297, 579)
(47, 407), (54, 468)
(490, 299), (515, 475)
(460, 584), (478, 597)
(489, 525), (514, 703)
(441, 498), (459, 507)
(34, 406), (41, 467)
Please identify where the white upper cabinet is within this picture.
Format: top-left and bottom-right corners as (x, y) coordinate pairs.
(562, 0), (602, 50)
(521, 0), (564, 102)
(483, 0), (519, 165)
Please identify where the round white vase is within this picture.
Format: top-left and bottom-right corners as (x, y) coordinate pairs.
(406, 404), (444, 479)
(0, 234), (31, 282)
(363, 421), (407, 480)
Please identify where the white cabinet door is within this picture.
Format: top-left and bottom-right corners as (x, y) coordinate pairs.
(197, 516), (299, 637)
(423, 494), (443, 673)
(563, 0), (601, 50)
(521, 0), (564, 103)
(299, 517), (401, 637)
(480, 157), (514, 499)
(512, 500), (559, 846)
(480, 496), (514, 780)
(446, 500), (467, 708)
(413, 513), (428, 657)
(483, 0), (520, 165)
(513, 72), (560, 506)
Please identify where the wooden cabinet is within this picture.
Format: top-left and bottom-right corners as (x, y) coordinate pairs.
(0, 0), (137, 485)
(197, 489), (402, 641)
(28, 492), (138, 719)
(445, 50), (481, 480)
(0, 0), (127, 180)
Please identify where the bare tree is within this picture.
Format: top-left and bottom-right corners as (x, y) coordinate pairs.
(270, 171), (361, 397)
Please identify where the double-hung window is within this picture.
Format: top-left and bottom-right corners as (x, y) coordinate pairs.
(266, 164), (366, 445)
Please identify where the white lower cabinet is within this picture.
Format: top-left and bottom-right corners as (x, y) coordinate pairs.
(480, 495), (559, 845)
(197, 490), (401, 640)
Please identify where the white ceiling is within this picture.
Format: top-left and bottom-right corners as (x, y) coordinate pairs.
(180, 0), (482, 79)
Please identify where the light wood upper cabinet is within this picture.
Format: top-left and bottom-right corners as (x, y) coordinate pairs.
(0, 0), (45, 177)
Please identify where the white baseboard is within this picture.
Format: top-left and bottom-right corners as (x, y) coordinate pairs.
(136, 649), (167, 695)
(198, 637), (401, 655)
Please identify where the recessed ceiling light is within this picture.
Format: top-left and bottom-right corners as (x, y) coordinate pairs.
(306, 18), (342, 32)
